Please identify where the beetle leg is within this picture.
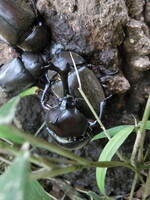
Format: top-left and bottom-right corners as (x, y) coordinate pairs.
(99, 99), (106, 120)
(40, 72), (52, 110)
(41, 82), (51, 110)
(99, 94), (112, 119)
(89, 94), (112, 131)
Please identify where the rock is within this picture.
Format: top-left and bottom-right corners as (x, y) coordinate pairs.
(37, 0), (129, 54)
(125, 0), (145, 20)
(100, 74), (130, 94)
(89, 48), (119, 75)
(145, 1), (150, 24)
(131, 56), (150, 71)
(124, 19), (150, 56)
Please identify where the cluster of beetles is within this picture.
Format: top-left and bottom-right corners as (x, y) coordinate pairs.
(0, 0), (106, 149)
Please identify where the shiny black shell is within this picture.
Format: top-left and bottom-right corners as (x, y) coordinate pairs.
(46, 96), (90, 149)
(46, 106), (88, 138)
(0, 52), (46, 92)
(0, 0), (49, 52)
(51, 51), (85, 71)
(0, 58), (33, 92)
(0, 0), (35, 46)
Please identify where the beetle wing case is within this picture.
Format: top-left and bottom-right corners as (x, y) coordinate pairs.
(21, 52), (46, 78)
(0, 58), (34, 93)
(0, 0), (50, 52)
(18, 25), (50, 52)
(0, 0), (36, 46)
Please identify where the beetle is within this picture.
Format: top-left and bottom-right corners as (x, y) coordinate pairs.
(0, 52), (50, 93)
(41, 51), (106, 149)
(0, 0), (49, 52)
(0, 0), (51, 93)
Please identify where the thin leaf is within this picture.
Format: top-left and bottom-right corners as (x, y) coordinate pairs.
(27, 180), (52, 200)
(0, 124), (92, 165)
(0, 124), (25, 144)
(87, 191), (103, 200)
(0, 143), (29, 200)
(92, 125), (131, 140)
(96, 126), (134, 197)
(19, 87), (39, 97)
(0, 97), (20, 124)
(71, 197), (83, 200)
(0, 87), (39, 125)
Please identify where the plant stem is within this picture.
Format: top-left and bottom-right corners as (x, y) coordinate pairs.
(1, 138), (135, 170)
(130, 94), (150, 166)
(31, 160), (135, 180)
(142, 167), (150, 200)
(129, 173), (138, 200)
(0, 140), (56, 168)
(138, 130), (145, 162)
(138, 94), (150, 162)
(34, 121), (46, 137)
(143, 144), (150, 161)
(31, 165), (85, 180)
(0, 124), (91, 164)
(91, 161), (135, 171)
(25, 134), (90, 164)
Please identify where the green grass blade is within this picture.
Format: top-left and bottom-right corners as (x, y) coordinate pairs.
(96, 126), (134, 197)
(0, 87), (38, 125)
(0, 124), (26, 144)
(27, 180), (52, 200)
(0, 144), (29, 200)
(87, 191), (103, 200)
(19, 87), (39, 97)
(0, 97), (20, 124)
(92, 125), (131, 140)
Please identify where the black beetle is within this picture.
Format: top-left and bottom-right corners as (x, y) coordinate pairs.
(41, 51), (106, 149)
(41, 80), (92, 149)
(0, 52), (49, 93)
(0, 0), (49, 52)
(0, 0), (50, 93)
